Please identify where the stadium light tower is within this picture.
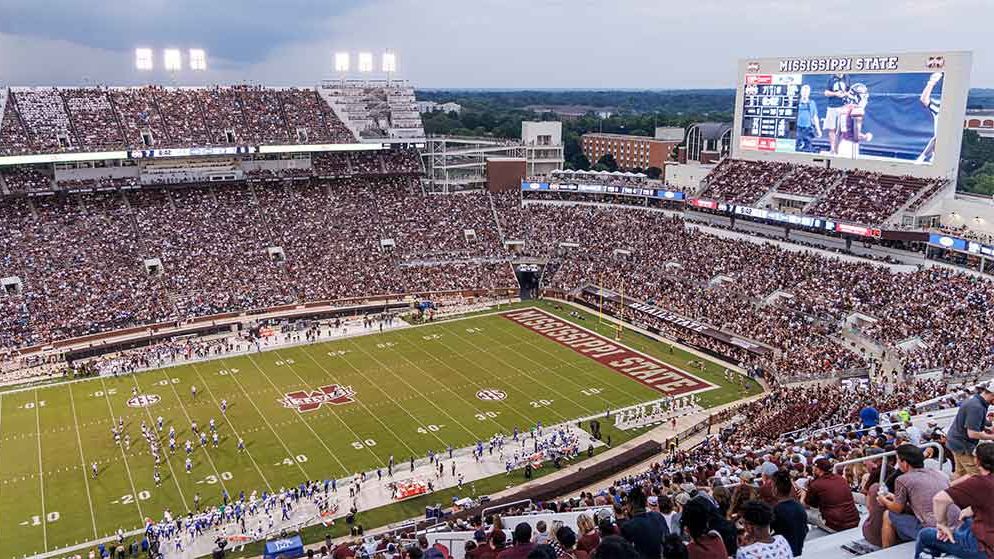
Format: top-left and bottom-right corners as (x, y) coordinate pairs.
(135, 48), (154, 71)
(382, 51), (397, 84)
(358, 52), (373, 74)
(163, 49), (182, 72)
(334, 51), (349, 84)
(189, 48), (207, 71)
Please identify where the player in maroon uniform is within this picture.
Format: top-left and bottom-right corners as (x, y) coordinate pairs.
(836, 83), (873, 159)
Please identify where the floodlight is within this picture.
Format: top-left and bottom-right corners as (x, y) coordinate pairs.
(358, 52), (373, 73)
(163, 49), (182, 72)
(334, 52), (350, 72)
(135, 48), (154, 71)
(382, 52), (397, 73)
(189, 49), (207, 71)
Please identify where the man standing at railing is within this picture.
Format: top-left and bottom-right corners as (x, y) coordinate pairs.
(946, 382), (994, 479)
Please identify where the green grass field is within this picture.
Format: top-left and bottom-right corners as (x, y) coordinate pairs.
(0, 303), (759, 558)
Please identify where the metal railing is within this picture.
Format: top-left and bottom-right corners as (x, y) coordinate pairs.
(832, 441), (945, 488)
(481, 499), (533, 520)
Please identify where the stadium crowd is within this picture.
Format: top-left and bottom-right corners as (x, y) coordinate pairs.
(0, 85), (358, 154)
(4, 184), (994, 389)
(699, 159), (948, 226)
(231, 378), (992, 559)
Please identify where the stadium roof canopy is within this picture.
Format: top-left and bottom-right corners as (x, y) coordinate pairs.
(691, 122), (733, 141)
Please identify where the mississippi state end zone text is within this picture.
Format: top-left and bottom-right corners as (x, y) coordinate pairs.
(502, 309), (715, 396)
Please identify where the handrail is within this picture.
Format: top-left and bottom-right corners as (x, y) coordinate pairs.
(832, 442), (945, 488)
(481, 499), (533, 520)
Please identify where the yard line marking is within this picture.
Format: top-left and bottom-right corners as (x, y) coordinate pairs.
(216, 356), (311, 480)
(437, 321), (598, 417)
(490, 318), (642, 406)
(33, 390), (48, 551)
(98, 377), (146, 521)
(189, 362), (272, 492)
(378, 330), (542, 430)
(67, 384), (99, 540)
(295, 343), (451, 450)
(250, 350), (382, 470)
(128, 375), (190, 509)
(153, 371), (236, 497)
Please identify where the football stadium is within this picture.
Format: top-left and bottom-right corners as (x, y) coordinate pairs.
(0, 7), (992, 559)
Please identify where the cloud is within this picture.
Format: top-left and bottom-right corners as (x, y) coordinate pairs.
(0, 0), (989, 88)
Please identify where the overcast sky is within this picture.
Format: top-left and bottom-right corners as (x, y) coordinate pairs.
(0, 0), (988, 88)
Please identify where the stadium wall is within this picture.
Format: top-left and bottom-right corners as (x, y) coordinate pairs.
(732, 51), (971, 182)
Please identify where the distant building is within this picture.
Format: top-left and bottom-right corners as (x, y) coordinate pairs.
(964, 110), (994, 138)
(581, 132), (677, 171)
(521, 121), (565, 176)
(682, 122), (732, 164)
(416, 101), (462, 114)
(524, 105), (612, 121)
(654, 126), (685, 142)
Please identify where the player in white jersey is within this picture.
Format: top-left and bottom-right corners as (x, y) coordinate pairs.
(92, 462), (99, 478)
(191, 385), (197, 399)
(186, 457), (193, 474)
(916, 72), (943, 163)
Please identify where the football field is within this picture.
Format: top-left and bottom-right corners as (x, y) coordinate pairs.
(0, 306), (728, 558)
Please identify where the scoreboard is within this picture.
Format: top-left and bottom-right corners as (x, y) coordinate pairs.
(732, 51), (972, 179)
(740, 74), (802, 150)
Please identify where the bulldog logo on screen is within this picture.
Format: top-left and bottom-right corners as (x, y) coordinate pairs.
(280, 385), (356, 412)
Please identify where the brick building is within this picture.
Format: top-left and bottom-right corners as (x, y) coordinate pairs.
(581, 132), (678, 171)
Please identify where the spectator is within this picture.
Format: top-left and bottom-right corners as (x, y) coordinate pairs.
(916, 443), (994, 559)
(679, 497), (728, 559)
(575, 514), (600, 555)
(551, 526), (580, 559)
(946, 383), (994, 479)
(770, 471), (807, 557)
(498, 523), (536, 559)
(620, 486), (666, 559)
(534, 520), (550, 545)
(590, 536), (638, 559)
(471, 530), (507, 559)
(735, 501), (793, 559)
(878, 444), (954, 547)
(860, 401), (881, 431)
(802, 459), (860, 532)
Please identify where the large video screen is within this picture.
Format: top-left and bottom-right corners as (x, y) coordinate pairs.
(740, 71), (944, 164)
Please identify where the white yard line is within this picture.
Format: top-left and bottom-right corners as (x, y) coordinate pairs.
(98, 377), (146, 521)
(217, 356), (312, 480)
(300, 342), (468, 446)
(372, 329), (543, 430)
(67, 384), (100, 540)
(248, 350), (380, 471)
(482, 319), (647, 406)
(435, 321), (599, 419)
(188, 362), (273, 492)
(127, 374), (190, 510)
(152, 371), (228, 499)
(33, 390), (48, 551)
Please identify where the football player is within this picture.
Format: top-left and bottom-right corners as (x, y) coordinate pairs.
(836, 83), (873, 159)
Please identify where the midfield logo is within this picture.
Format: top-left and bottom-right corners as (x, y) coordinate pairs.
(280, 385), (356, 412)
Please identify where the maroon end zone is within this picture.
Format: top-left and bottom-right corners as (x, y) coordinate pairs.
(502, 308), (716, 396)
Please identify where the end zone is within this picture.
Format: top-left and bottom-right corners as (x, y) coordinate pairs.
(502, 308), (717, 397)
